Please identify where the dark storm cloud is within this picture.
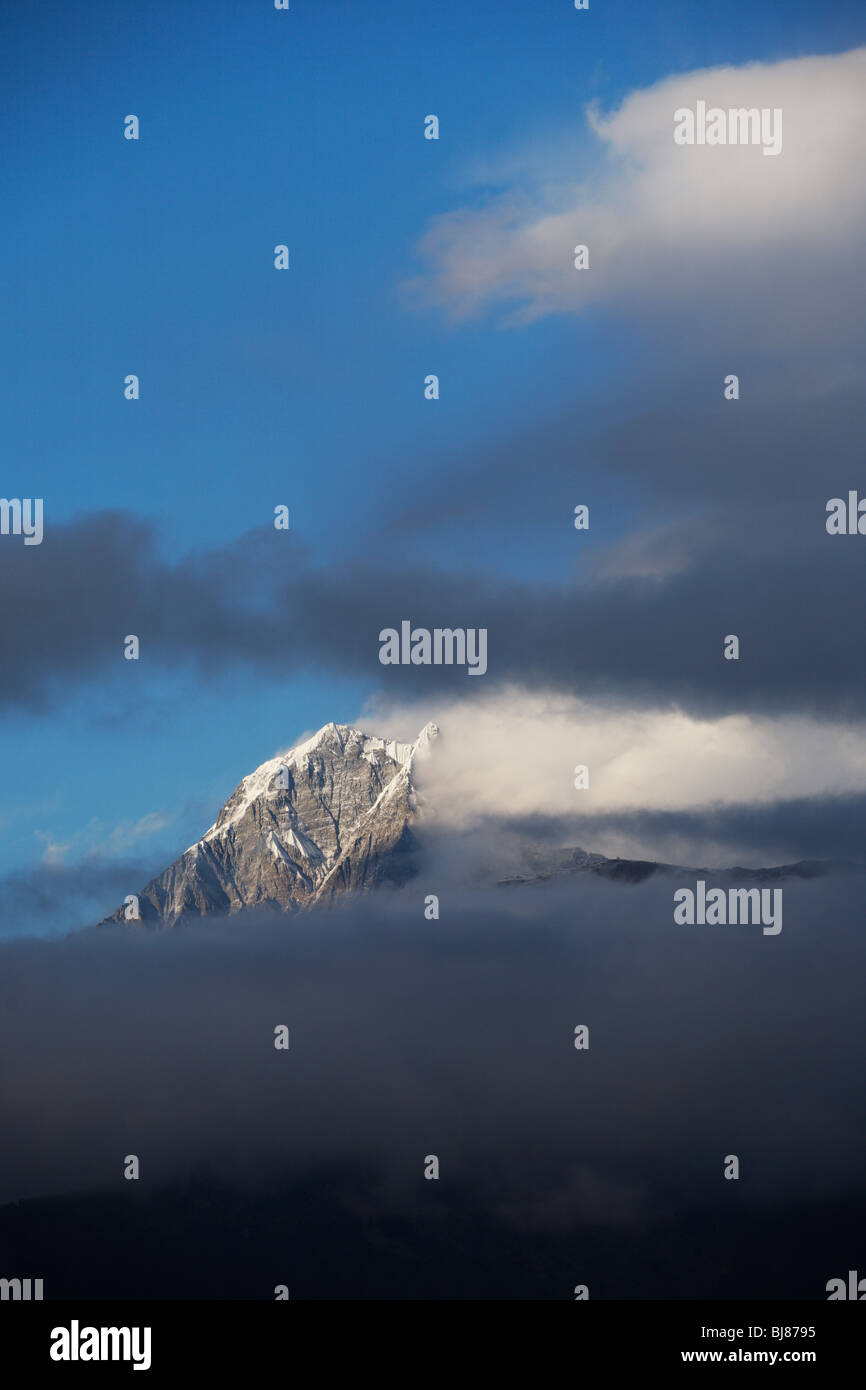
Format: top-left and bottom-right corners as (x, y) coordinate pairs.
(380, 377), (866, 539)
(1, 872), (865, 1233)
(287, 525), (866, 717)
(2, 426), (865, 720)
(0, 512), (290, 711)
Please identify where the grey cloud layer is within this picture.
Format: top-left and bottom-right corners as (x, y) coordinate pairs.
(2, 489), (865, 719)
(2, 878), (865, 1227)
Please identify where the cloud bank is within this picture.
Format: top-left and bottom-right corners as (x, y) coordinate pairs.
(2, 878), (865, 1232)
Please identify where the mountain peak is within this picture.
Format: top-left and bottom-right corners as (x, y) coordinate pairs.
(115, 720), (438, 927)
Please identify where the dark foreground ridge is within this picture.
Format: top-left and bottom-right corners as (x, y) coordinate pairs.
(1, 1174), (862, 1299)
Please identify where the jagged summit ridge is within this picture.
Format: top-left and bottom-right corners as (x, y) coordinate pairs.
(193, 720), (438, 849)
(116, 720), (439, 927)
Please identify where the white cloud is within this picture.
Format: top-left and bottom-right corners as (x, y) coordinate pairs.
(360, 687), (866, 864)
(408, 48), (866, 345)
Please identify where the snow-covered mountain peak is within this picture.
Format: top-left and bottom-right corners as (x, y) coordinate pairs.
(132, 720), (439, 926)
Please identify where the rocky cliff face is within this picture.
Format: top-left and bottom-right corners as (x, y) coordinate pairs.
(111, 721), (439, 927)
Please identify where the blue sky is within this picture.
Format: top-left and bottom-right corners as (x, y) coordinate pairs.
(2, 0), (865, 929)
